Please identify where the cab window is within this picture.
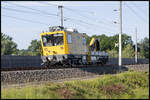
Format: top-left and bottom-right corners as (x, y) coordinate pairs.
(67, 34), (72, 43)
(42, 33), (64, 46)
(82, 37), (86, 45)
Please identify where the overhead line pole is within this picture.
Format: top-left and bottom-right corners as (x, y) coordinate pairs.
(135, 27), (138, 63)
(58, 5), (63, 27)
(119, 1), (122, 69)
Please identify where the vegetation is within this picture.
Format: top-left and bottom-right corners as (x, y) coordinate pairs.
(139, 37), (149, 58)
(87, 34), (135, 58)
(87, 34), (133, 51)
(122, 43), (135, 58)
(27, 39), (41, 56)
(18, 40), (41, 56)
(1, 70), (149, 99)
(88, 34), (149, 58)
(1, 33), (18, 55)
(107, 49), (118, 58)
(1, 33), (41, 56)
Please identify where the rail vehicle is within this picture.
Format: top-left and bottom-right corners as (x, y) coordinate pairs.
(40, 26), (109, 67)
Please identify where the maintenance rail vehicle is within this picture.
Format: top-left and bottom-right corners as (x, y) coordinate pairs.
(40, 26), (109, 67)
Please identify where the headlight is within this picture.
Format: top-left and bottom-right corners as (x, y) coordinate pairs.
(48, 56), (52, 60)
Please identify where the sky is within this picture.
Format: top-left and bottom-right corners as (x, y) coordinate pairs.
(1, 1), (149, 50)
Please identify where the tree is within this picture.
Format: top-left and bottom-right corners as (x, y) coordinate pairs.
(88, 34), (112, 51)
(1, 33), (18, 55)
(107, 49), (118, 58)
(27, 39), (41, 56)
(17, 40), (42, 56)
(139, 37), (149, 58)
(122, 43), (135, 58)
(87, 33), (133, 52)
(18, 49), (30, 56)
(110, 34), (133, 51)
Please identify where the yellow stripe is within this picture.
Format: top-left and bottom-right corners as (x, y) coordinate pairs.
(89, 38), (95, 46)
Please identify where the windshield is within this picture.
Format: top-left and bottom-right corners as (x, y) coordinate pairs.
(42, 33), (64, 46)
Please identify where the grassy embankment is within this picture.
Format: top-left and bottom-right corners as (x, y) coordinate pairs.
(1, 70), (149, 99)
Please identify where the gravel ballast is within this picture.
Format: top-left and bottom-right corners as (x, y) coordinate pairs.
(1, 64), (149, 85)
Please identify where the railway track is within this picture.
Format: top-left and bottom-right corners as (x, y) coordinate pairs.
(2, 62), (149, 71)
(1, 64), (113, 71)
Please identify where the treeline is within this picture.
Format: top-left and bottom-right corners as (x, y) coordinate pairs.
(1, 33), (41, 56)
(87, 34), (149, 58)
(1, 33), (149, 58)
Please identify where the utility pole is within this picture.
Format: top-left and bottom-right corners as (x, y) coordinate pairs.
(135, 27), (138, 63)
(4, 40), (6, 55)
(119, 1), (122, 69)
(58, 5), (63, 27)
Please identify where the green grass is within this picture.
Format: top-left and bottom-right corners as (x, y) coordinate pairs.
(1, 70), (149, 99)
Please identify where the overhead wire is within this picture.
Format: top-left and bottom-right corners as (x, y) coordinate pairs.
(66, 19), (116, 35)
(36, 2), (93, 23)
(124, 2), (148, 43)
(37, 1), (95, 14)
(65, 16), (118, 35)
(2, 1), (117, 34)
(65, 16), (118, 33)
(123, 1), (148, 6)
(64, 17), (116, 34)
(2, 7), (56, 18)
(37, 1), (118, 32)
(2, 14), (114, 36)
(37, 1), (58, 7)
(2, 14), (49, 25)
(63, 7), (92, 19)
(63, 7), (118, 32)
(3, 2), (59, 17)
(131, 1), (148, 16)
(2, 5), (93, 28)
(2, 7), (95, 33)
(125, 2), (147, 23)
(3, 2), (93, 27)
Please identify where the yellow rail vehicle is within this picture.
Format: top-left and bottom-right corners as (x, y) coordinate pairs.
(40, 26), (109, 66)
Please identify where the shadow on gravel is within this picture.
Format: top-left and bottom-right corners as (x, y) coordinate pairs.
(78, 65), (128, 75)
(1, 65), (129, 85)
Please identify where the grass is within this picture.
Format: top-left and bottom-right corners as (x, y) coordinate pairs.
(1, 70), (149, 99)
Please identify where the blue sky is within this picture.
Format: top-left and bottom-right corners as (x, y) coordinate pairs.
(1, 1), (149, 49)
